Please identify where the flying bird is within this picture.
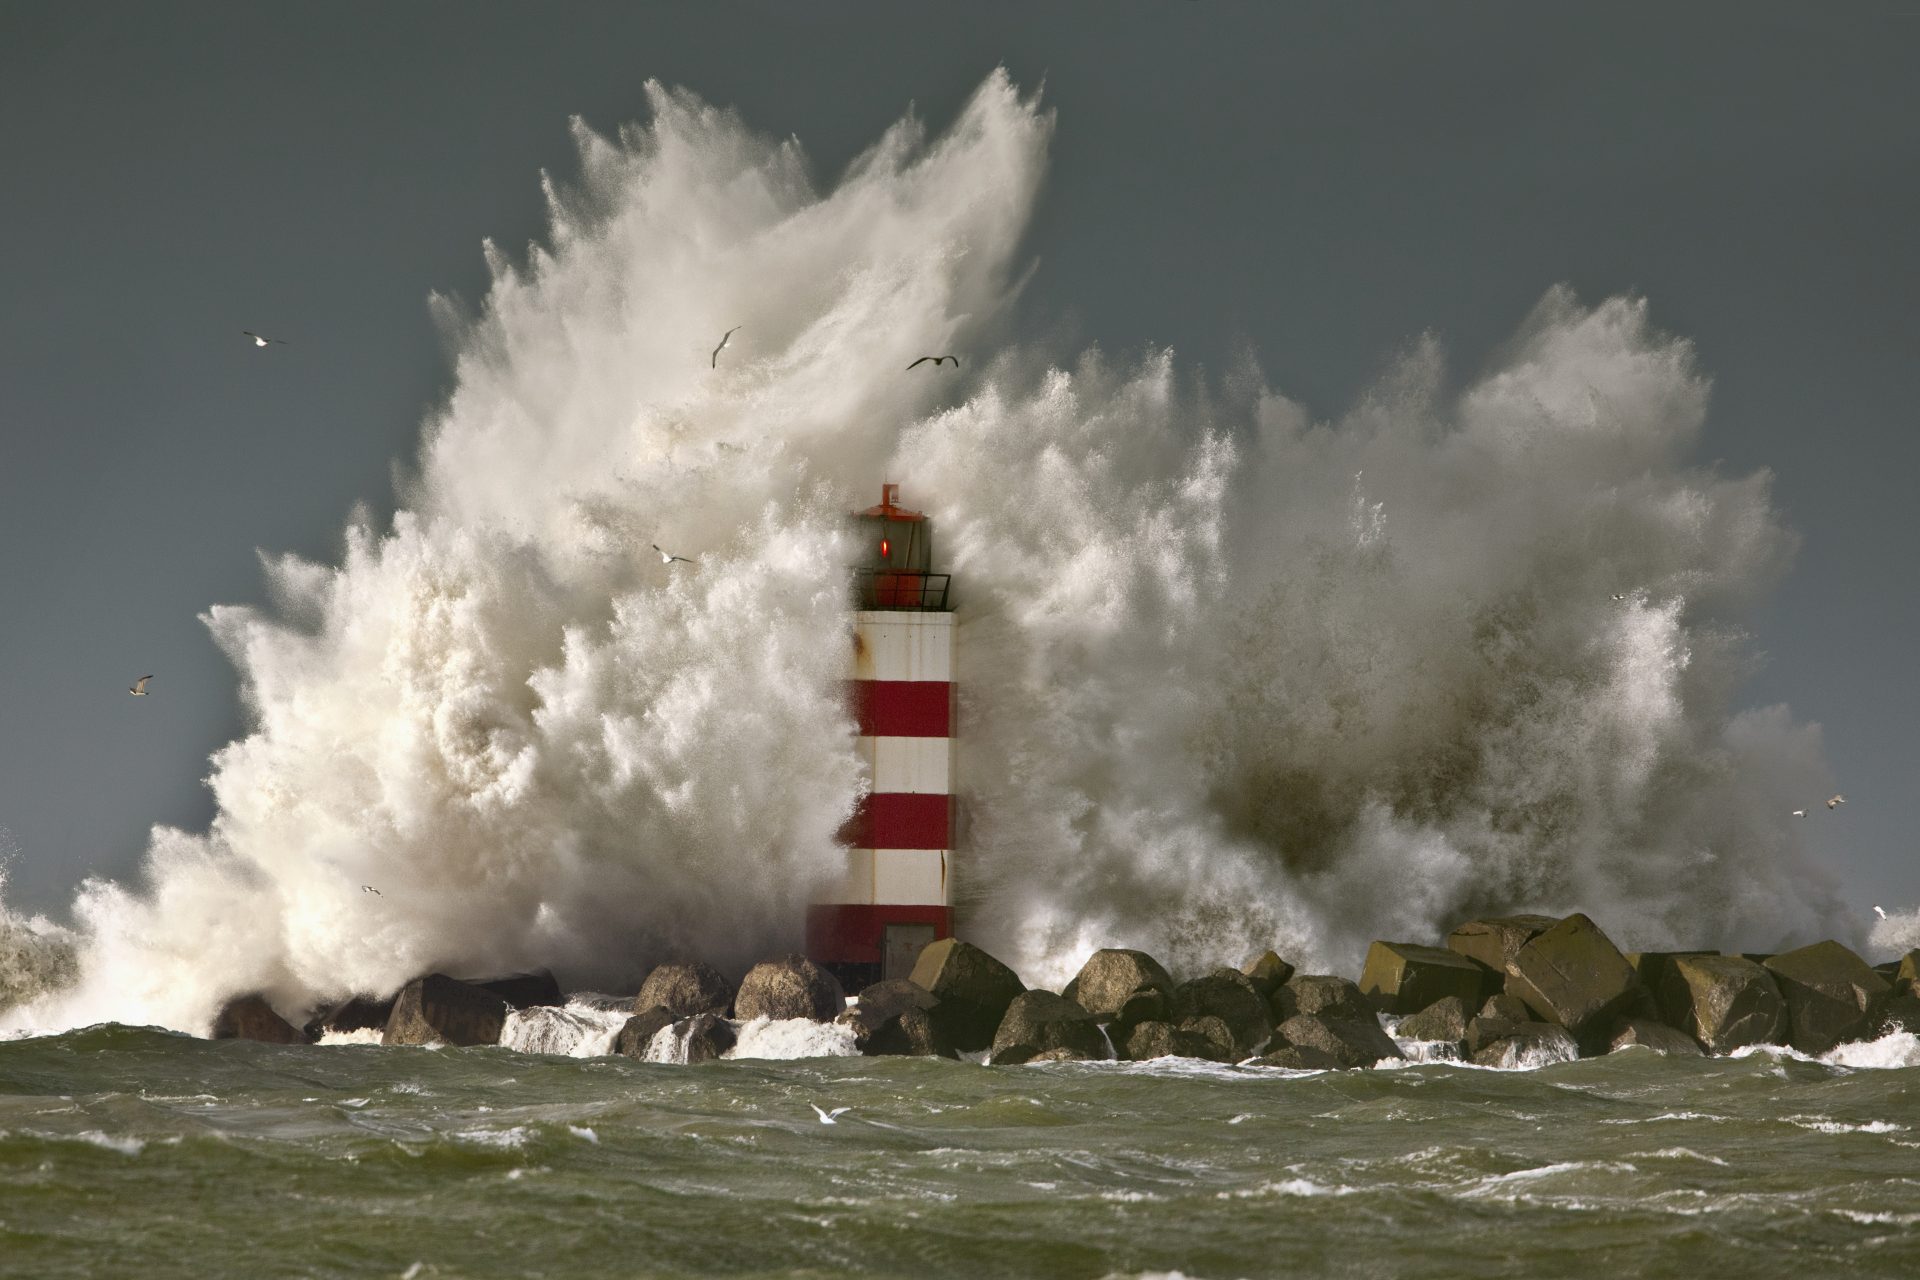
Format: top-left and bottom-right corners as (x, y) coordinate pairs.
(810, 1104), (850, 1126)
(1610, 593), (1629, 602)
(242, 331), (287, 348)
(710, 326), (741, 368)
(907, 355), (959, 370)
(128, 675), (153, 696)
(362, 885), (382, 897)
(652, 543), (695, 566)
(1827, 795), (1846, 809)
(1790, 809), (1806, 818)
(1873, 905), (1887, 920)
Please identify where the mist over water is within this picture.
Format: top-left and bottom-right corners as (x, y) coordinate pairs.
(0, 72), (1853, 1033)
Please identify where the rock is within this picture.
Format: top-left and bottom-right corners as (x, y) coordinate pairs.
(1123, 1020), (1227, 1062)
(1656, 955), (1786, 1054)
(383, 974), (509, 1047)
(1464, 1012), (1525, 1057)
(1504, 914), (1640, 1051)
(1274, 973), (1373, 1024)
(990, 991), (1108, 1065)
(1396, 995), (1470, 1045)
(1241, 950), (1295, 997)
(302, 995), (395, 1041)
(1479, 993), (1531, 1023)
(1024, 1046), (1096, 1063)
(1877, 992), (1920, 1036)
(837, 980), (954, 1057)
(1627, 951), (1715, 996)
(614, 1006), (677, 1058)
(1063, 949), (1175, 1034)
(1762, 941), (1892, 1055)
(1172, 968), (1274, 1058)
(1249, 1044), (1346, 1070)
(1360, 942), (1493, 1014)
(211, 994), (306, 1044)
(1445, 915), (1561, 973)
(908, 939), (1026, 1053)
(471, 971), (564, 1009)
(1609, 1018), (1703, 1056)
(636, 961), (734, 1018)
(734, 954), (846, 1023)
(1471, 1022), (1579, 1068)
(1274, 1013), (1402, 1070)
(1176, 1015), (1239, 1062)
(679, 1012), (736, 1063)
(1897, 950), (1920, 996)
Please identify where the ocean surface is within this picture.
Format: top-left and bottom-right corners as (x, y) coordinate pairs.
(2, 1018), (1917, 1279)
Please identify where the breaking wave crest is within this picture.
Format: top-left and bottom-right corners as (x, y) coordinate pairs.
(0, 70), (1848, 1033)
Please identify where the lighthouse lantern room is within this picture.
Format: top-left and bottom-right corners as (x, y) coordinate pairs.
(807, 484), (957, 989)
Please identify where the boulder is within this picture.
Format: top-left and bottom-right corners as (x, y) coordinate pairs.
(614, 1006), (677, 1059)
(636, 961), (734, 1018)
(1241, 950), (1295, 998)
(836, 980), (955, 1058)
(1896, 950), (1920, 996)
(1464, 1011), (1526, 1058)
(211, 994), (306, 1044)
(1445, 914), (1560, 973)
(384, 974), (509, 1047)
(1656, 955), (1786, 1054)
(1478, 993), (1531, 1023)
(1249, 1044), (1346, 1070)
(1274, 1014), (1402, 1070)
(1172, 968), (1274, 1058)
(1360, 942), (1493, 1014)
(1763, 941), (1892, 1054)
(908, 939), (1026, 1053)
(1396, 995), (1470, 1046)
(1471, 1022), (1579, 1068)
(679, 1012), (736, 1064)
(1063, 949), (1175, 1034)
(302, 995), (395, 1041)
(734, 954), (846, 1023)
(1176, 1015), (1239, 1062)
(1274, 973), (1373, 1024)
(1504, 914), (1640, 1051)
(471, 971), (564, 1010)
(1123, 1020), (1229, 1062)
(1608, 1018), (1704, 1056)
(990, 991), (1109, 1065)
(1877, 992), (1920, 1036)
(1627, 951), (1715, 996)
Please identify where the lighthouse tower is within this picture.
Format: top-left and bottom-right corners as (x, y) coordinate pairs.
(807, 484), (956, 989)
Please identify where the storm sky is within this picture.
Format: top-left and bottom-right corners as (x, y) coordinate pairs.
(1, 2), (1914, 921)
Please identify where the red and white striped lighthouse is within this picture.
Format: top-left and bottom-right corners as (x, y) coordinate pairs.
(807, 484), (956, 988)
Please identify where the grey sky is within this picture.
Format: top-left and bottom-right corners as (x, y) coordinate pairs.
(1, 2), (1914, 919)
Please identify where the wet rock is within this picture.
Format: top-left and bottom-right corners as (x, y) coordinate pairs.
(1763, 941), (1892, 1055)
(384, 974), (509, 1047)
(1656, 955), (1786, 1054)
(1877, 992), (1920, 1036)
(1504, 914), (1640, 1052)
(1464, 1011), (1525, 1058)
(1274, 973), (1373, 1024)
(1274, 1013), (1402, 1070)
(1176, 1015), (1239, 1062)
(614, 1006), (677, 1058)
(1240, 950), (1295, 998)
(1396, 996), (1470, 1046)
(991, 991), (1108, 1065)
(1895, 950), (1920, 997)
(211, 994), (306, 1044)
(1360, 942), (1493, 1014)
(679, 1012), (736, 1064)
(303, 995), (395, 1041)
(735, 954), (846, 1023)
(1609, 1018), (1703, 1056)
(1470, 1022), (1579, 1068)
(1024, 1046), (1095, 1063)
(908, 939), (1026, 1053)
(1249, 1044), (1346, 1070)
(1173, 968), (1274, 1058)
(1123, 1020), (1228, 1062)
(1478, 993), (1531, 1023)
(837, 979), (954, 1058)
(1445, 915), (1560, 973)
(1063, 949), (1175, 1034)
(636, 961), (734, 1019)
(471, 971), (564, 1010)
(1626, 951), (1715, 997)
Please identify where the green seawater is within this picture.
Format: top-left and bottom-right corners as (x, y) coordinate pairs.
(1, 1026), (1916, 1279)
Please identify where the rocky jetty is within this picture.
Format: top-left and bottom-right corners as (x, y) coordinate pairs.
(636, 961), (735, 1019)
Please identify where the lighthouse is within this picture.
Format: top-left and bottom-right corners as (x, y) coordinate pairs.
(807, 484), (956, 989)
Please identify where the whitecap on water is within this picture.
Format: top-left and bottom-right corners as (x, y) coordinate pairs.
(727, 1016), (858, 1061)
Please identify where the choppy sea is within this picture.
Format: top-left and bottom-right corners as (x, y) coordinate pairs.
(2, 1015), (1917, 1279)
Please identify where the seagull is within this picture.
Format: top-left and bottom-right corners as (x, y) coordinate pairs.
(128, 675), (153, 696)
(1873, 905), (1887, 920)
(1827, 794), (1846, 809)
(242, 331), (287, 347)
(1790, 809), (1806, 818)
(362, 885), (382, 897)
(652, 543), (695, 566)
(1610, 593), (1629, 602)
(907, 355), (959, 370)
(710, 326), (741, 368)
(810, 1104), (850, 1125)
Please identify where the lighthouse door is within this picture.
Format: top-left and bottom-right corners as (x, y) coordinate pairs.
(882, 923), (937, 982)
